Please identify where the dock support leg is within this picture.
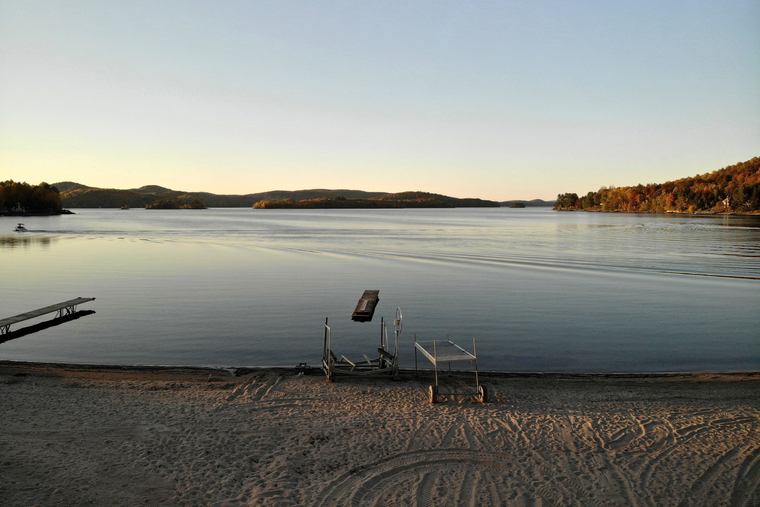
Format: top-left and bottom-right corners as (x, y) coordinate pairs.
(55, 305), (78, 319)
(414, 334), (418, 373)
(433, 340), (439, 387)
(473, 338), (480, 393)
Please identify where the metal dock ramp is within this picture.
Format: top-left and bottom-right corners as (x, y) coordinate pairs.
(0, 298), (96, 335)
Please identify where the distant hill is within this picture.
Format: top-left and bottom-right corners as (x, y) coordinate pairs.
(554, 157), (760, 213)
(131, 185), (173, 194)
(500, 199), (555, 207)
(247, 189), (387, 202)
(55, 184), (501, 209)
(54, 184), (389, 209)
(53, 181), (93, 192)
(254, 191), (500, 209)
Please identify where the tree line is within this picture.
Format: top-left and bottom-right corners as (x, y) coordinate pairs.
(554, 158), (760, 213)
(254, 192), (500, 209)
(146, 198), (207, 209)
(253, 196), (455, 209)
(0, 181), (63, 214)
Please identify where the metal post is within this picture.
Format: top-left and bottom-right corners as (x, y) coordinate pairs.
(394, 325), (399, 372)
(447, 334), (451, 372)
(380, 317), (385, 350)
(392, 308), (401, 373)
(328, 326), (332, 373)
(414, 333), (418, 372)
(473, 338), (479, 391)
(323, 317), (328, 364)
(323, 318), (332, 378)
(433, 340), (439, 387)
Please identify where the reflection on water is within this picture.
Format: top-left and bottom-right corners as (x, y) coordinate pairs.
(0, 235), (56, 249)
(0, 209), (758, 372)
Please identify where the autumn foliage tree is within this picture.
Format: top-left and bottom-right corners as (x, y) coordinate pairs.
(553, 158), (760, 213)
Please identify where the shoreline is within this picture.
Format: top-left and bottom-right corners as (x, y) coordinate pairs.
(2, 361), (759, 506)
(0, 210), (74, 216)
(3, 360), (759, 379)
(554, 208), (760, 215)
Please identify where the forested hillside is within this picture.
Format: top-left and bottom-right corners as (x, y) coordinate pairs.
(554, 158), (760, 213)
(253, 191), (500, 209)
(54, 183), (387, 208)
(54, 183), (499, 209)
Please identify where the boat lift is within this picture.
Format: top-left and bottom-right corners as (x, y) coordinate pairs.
(414, 335), (487, 404)
(322, 308), (402, 381)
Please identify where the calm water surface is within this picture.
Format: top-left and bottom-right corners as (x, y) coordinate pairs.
(1, 208), (758, 372)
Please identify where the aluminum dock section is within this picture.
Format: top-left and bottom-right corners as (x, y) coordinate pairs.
(351, 290), (379, 322)
(0, 297), (96, 335)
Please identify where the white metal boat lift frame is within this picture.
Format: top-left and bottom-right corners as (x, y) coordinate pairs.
(322, 308), (402, 381)
(414, 335), (487, 403)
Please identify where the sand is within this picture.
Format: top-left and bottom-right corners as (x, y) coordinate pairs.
(0, 362), (758, 507)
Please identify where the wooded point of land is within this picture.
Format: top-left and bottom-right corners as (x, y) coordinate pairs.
(0, 181), (63, 215)
(554, 157), (760, 214)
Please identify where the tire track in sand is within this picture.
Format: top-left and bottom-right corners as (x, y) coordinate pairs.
(729, 429), (760, 507)
(226, 374), (283, 403)
(312, 446), (617, 507)
(312, 449), (515, 507)
(636, 414), (757, 505)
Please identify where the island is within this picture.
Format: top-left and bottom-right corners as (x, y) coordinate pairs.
(253, 192), (500, 209)
(146, 199), (207, 209)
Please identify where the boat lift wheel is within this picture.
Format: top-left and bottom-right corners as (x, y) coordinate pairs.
(429, 385), (438, 404)
(478, 384), (488, 403)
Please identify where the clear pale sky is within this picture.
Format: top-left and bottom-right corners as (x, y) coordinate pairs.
(1, 1), (758, 200)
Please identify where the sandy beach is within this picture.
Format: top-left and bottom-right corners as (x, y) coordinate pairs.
(1, 362), (758, 507)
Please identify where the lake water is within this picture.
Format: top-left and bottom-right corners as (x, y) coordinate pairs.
(1, 208), (758, 373)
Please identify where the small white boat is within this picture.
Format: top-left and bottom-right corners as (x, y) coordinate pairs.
(14, 223), (27, 232)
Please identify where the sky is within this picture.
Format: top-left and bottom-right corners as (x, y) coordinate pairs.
(1, 1), (758, 200)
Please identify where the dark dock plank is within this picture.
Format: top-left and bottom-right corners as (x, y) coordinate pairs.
(351, 290), (379, 322)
